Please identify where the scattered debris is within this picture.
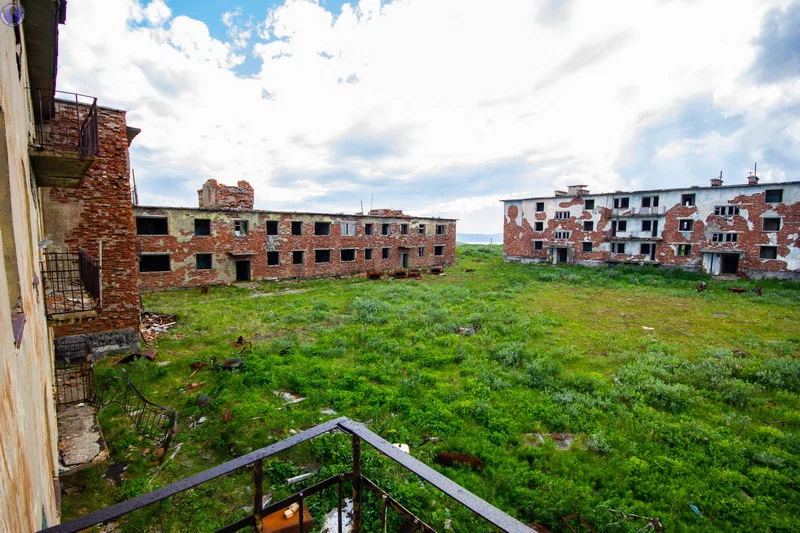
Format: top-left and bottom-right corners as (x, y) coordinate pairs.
(753, 286), (763, 296)
(283, 503), (301, 519)
(407, 269), (421, 278)
(154, 448), (166, 458)
(465, 268), (475, 272)
(274, 389), (305, 405)
(321, 498), (353, 533)
(609, 509), (664, 532)
(223, 411), (234, 424)
(688, 504), (704, 519)
(169, 443), (183, 460)
(641, 326), (654, 332)
(320, 408), (338, 415)
(417, 436), (442, 447)
(195, 394), (211, 407)
(187, 382), (205, 393)
(200, 286), (209, 295)
(393, 443), (410, 453)
(251, 288), (309, 297)
(172, 333), (185, 339)
(156, 361), (171, 367)
(696, 282), (708, 293)
(218, 358), (243, 370)
(562, 513), (596, 533)
(192, 416), (207, 428)
(456, 324), (481, 335)
(367, 271), (382, 281)
(140, 312), (177, 343)
(231, 336), (252, 354)
(430, 267), (444, 274)
(104, 461), (129, 486)
(117, 350), (157, 364)
(190, 361), (211, 371)
(393, 270), (408, 279)
(436, 452), (484, 470)
(287, 471), (317, 485)
(733, 350), (749, 358)
(712, 313), (728, 318)
(729, 287), (745, 294)
(525, 433), (576, 450)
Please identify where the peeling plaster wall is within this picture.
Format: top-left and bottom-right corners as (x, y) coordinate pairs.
(40, 106), (141, 354)
(134, 206), (457, 290)
(0, 21), (60, 531)
(503, 182), (800, 277)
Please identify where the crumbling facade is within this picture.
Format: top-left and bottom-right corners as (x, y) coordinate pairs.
(134, 180), (456, 290)
(503, 176), (800, 279)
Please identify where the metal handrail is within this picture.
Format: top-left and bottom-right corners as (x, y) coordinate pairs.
(40, 249), (102, 316)
(41, 417), (535, 533)
(30, 88), (99, 156)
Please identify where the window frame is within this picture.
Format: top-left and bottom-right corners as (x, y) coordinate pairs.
(314, 222), (332, 236)
(266, 220), (279, 236)
(292, 250), (304, 264)
(364, 223), (374, 236)
(381, 223), (391, 236)
(418, 224), (426, 235)
(267, 251), (280, 266)
(583, 221), (594, 232)
(434, 245), (445, 256)
(418, 246), (425, 257)
(136, 216), (169, 236)
(762, 217), (781, 232)
(400, 223), (409, 235)
(340, 248), (357, 262)
(584, 199), (595, 210)
(139, 254), (171, 272)
(535, 221), (544, 232)
(678, 219), (694, 232)
(195, 253), (212, 270)
(765, 189), (783, 203)
(535, 202), (545, 212)
(291, 221), (303, 236)
(759, 246), (778, 260)
(233, 219), (249, 237)
(314, 249), (332, 263)
(435, 224), (446, 235)
(582, 242), (592, 252)
(193, 219), (211, 237)
(364, 248), (373, 260)
(534, 241), (543, 251)
(681, 193), (696, 206)
(613, 197), (630, 209)
(341, 221), (357, 236)
(381, 247), (390, 259)
(677, 244), (692, 256)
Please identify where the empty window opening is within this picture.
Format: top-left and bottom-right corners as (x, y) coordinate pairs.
(267, 251), (280, 266)
(194, 219), (211, 236)
(584, 199), (595, 210)
(612, 243), (626, 254)
(341, 222), (356, 236)
(400, 224), (409, 235)
(712, 233), (738, 243)
(291, 221), (303, 235)
(583, 221), (594, 232)
(315, 222), (331, 236)
(315, 249), (331, 263)
(196, 254), (212, 270)
(535, 222), (544, 231)
(681, 193), (696, 206)
(679, 219), (694, 232)
(763, 218), (781, 231)
(612, 220), (627, 233)
(418, 224), (426, 234)
(765, 189), (783, 203)
(292, 251), (304, 264)
(555, 211), (570, 220)
(364, 248), (373, 260)
(582, 242), (592, 252)
(641, 195), (659, 208)
(760, 246), (778, 259)
(436, 224), (446, 235)
(139, 254), (170, 272)
(640, 243), (655, 255)
(677, 244), (692, 256)
(234, 220), (249, 237)
(340, 249), (356, 262)
(642, 220), (652, 232)
(418, 246), (425, 257)
(613, 197), (630, 209)
(381, 247), (390, 259)
(364, 223), (374, 236)
(434, 245), (445, 256)
(535, 202), (545, 212)
(715, 206), (740, 217)
(136, 217), (168, 235)
(534, 241), (543, 251)
(267, 220), (279, 235)
(382, 223), (391, 235)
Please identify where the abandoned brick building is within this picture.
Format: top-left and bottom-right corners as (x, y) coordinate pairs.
(133, 179), (457, 290)
(503, 175), (800, 279)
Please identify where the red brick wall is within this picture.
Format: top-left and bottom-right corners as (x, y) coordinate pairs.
(134, 208), (456, 290)
(197, 179), (254, 210)
(42, 105), (141, 343)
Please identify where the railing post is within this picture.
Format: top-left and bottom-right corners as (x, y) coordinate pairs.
(252, 459), (263, 533)
(352, 435), (362, 533)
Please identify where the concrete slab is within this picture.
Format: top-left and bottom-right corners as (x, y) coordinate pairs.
(57, 403), (109, 475)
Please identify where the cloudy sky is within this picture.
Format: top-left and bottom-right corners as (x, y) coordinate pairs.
(57, 0), (800, 233)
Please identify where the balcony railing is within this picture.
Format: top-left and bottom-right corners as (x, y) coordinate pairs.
(42, 418), (535, 533)
(611, 206), (666, 217)
(54, 336), (95, 406)
(31, 89), (99, 156)
(40, 249), (102, 317)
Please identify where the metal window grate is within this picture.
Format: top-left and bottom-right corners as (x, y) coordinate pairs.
(31, 89), (99, 156)
(40, 249), (102, 316)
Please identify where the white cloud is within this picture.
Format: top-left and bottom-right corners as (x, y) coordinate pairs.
(57, 0), (798, 233)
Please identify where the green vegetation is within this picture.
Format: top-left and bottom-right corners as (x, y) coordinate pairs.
(62, 245), (800, 532)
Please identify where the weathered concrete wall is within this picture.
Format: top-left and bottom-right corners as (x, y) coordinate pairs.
(134, 205), (457, 290)
(0, 21), (60, 531)
(40, 105), (141, 353)
(504, 181), (800, 276)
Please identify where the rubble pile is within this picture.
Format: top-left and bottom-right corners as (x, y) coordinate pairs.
(140, 312), (177, 343)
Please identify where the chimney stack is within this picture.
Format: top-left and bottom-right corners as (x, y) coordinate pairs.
(748, 163), (759, 185)
(710, 171), (723, 187)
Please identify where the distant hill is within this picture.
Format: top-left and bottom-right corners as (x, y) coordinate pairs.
(457, 233), (503, 244)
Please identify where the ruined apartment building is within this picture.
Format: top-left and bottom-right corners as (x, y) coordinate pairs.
(503, 174), (800, 279)
(133, 179), (457, 290)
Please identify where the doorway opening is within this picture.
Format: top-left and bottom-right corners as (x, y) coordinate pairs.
(400, 252), (409, 269)
(235, 260), (251, 281)
(556, 248), (568, 264)
(720, 254), (739, 275)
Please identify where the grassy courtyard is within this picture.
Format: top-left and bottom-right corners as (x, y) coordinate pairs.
(62, 245), (800, 532)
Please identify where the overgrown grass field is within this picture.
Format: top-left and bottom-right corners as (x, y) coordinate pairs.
(62, 245), (800, 532)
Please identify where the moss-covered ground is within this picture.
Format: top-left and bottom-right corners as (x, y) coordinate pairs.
(61, 245), (800, 532)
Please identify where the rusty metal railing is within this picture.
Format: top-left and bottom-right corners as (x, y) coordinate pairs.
(40, 249), (102, 317)
(95, 369), (177, 452)
(54, 336), (95, 406)
(31, 89), (99, 156)
(41, 418), (535, 533)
